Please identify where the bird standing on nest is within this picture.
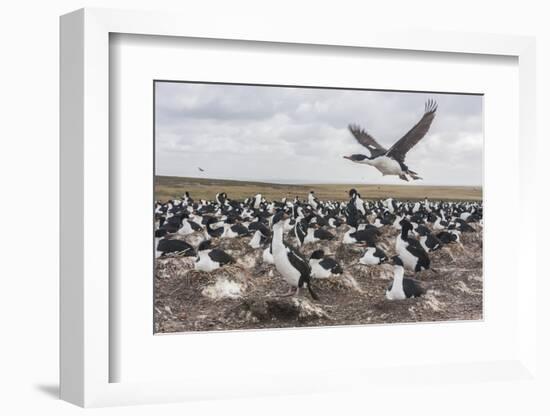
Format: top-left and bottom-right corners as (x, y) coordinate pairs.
(271, 211), (319, 300)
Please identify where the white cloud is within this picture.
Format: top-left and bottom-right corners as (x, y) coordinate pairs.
(155, 82), (483, 185)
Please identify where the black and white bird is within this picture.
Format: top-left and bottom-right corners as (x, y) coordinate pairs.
(194, 240), (235, 272)
(204, 216), (224, 239)
(249, 223), (271, 249)
(385, 256), (427, 300)
(308, 191), (320, 210)
(177, 214), (203, 236)
(222, 218), (250, 238)
(252, 193), (263, 209)
(343, 202), (380, 244)
(262, 241), (274, 264)
(271, 211), (319, 300)
(415, 225), (442, 252)
(395, 219), (431, 272)
(303, 222), (335, 245)
(348, 188), (366, 216)
(344, 100), (438, 181)
(436, 231), (459, 244)
(309, 249), (343, 279)
(343, 225), (380, 245)
(358, 241), (388, 266)
(156, 237), (196, 259)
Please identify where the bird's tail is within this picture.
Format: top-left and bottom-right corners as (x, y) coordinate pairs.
(408, 170), (423, 180)
(307, 281), (320, 301)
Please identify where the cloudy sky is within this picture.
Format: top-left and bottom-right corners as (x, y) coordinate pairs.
(155, 82), (483, 186)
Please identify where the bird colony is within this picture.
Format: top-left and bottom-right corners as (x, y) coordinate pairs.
(154, 189), (483, 333)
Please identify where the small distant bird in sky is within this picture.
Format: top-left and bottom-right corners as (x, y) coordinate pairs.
(198, 167), (205, 172)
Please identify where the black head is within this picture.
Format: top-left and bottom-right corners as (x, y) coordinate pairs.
(399, 218), (413, 231)
(391, 256), (404, 267)
(272, 210), (288, 225)
(198, 240), (212, 251)
(348, 188), (358, 197)
(343, 154), (369, 162)
(310, 249), (324, 260)
(224, 216), (237, 224)
(360, 239), (375, 247)
(416, 226), (429, 236)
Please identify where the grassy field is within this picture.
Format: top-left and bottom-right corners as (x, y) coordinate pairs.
(155, 176), (482, 202)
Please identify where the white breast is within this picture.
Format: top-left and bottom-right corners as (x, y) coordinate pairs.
(272, 248), (301, 286)
(385, 286), (406, 300)
(360, 247), (379, 265)
(309, 259), (331, 278)
(262, 247), (274, 264)
(249, 230), (262, 248)
(343, 229), (356, 244)
(222, 224), (238, 239)
(396, 246), (419, 271)
(194, 250), (219, 272)
(283, 218), (293, 233)
(154, 238), (162, 259)
(386, 267), (406, 300)
(177, 220), (193, 236)
(303, 228), (317, 244)
(419, 236), (429, 252)
(373, 156), (403, 175)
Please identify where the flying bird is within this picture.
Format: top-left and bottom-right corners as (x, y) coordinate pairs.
(344, 100), (438, 181)
(198, 167), (204, 172)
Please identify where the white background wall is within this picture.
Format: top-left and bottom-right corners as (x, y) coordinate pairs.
(0, 1), (547, 414)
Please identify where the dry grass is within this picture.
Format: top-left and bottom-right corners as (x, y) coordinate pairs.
(154, 222), (483, 333)
(155, 175), (482, 202)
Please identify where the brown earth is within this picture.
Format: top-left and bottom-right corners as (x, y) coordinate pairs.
(154, 223), (483, 333)
(155, 175), (482, 202)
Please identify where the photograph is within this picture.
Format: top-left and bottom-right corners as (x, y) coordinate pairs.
(153, 81), (483, 333)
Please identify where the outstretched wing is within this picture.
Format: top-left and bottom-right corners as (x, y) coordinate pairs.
(386, 100), (438, 162)
(348, 124), (387, 158)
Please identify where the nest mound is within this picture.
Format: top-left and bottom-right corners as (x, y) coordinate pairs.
(313, 274), (364, 293)
(240, 297), (331, 322)
(155, 219), (483, 332)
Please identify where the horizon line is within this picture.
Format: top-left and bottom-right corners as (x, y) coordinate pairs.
(155, 174), (482, 188)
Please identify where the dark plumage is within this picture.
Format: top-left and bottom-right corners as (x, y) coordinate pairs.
(205, 216), (224, 238)
(208, 248), (235, 265)
(344, 100), (438, 181)
(312, 227), (335, 241)
(416, 225), (442, 252)
(386, 256), (427, 299)
(397, 219), (430, 272)
(309, 249), (343, 278)
(287, 247), (319, 300)
(436, 231), (459, 244)
(156, 238), (196, 257)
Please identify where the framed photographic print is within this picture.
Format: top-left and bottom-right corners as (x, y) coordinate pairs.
(152, 81), (483, 334)
(60, 8), (538, 408)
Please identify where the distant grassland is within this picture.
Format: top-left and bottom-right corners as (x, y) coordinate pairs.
(155, 176), (482, 202)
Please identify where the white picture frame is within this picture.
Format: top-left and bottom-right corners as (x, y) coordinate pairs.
(60, 7), (538, 408)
